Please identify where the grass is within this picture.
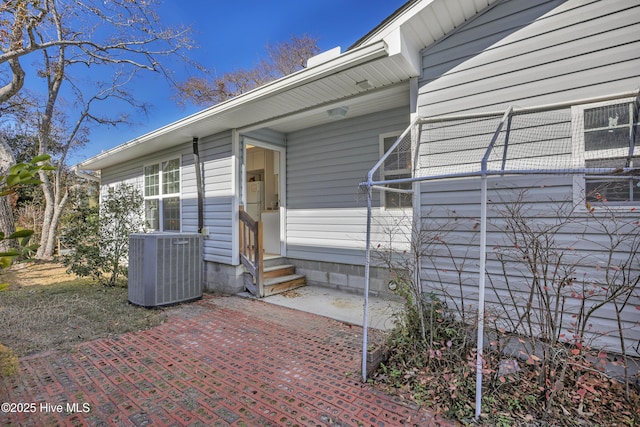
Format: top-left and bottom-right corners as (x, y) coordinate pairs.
(0, 268), (168, 357)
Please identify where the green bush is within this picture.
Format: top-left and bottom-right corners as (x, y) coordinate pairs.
(0, 155), (54, 269)
(63, 183), (144, 286)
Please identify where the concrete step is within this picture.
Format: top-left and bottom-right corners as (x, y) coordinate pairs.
(263, 274), (306, 297)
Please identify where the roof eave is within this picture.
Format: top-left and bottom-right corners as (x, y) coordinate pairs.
(78, 40), (390, 171)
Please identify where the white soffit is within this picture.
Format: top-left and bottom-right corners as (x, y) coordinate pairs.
(246, 82), (410, 134)
(79, 42), (413, 170)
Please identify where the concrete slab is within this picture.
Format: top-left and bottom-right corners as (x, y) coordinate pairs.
(244, 285), (404, 331)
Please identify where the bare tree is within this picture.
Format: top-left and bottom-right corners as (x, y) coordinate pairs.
(0, 0), (195, 258)
(1, 0), (191, 107)
(0, 89), (39, 251)
(267, 34), (320, 75)
(34, 47), (151, 258)
(175, 34), (319, 107)
(0, 137), (16, 251)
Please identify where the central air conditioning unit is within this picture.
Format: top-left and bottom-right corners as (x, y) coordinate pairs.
(128, 233), (203, 307)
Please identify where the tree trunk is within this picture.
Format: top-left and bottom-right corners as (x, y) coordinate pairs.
(0, 196), (15, 252)
(0, 136), (16, 252)
(36, 172), (56, 259)
(42, 189), (68, 258)
(35, 170), (70, 259)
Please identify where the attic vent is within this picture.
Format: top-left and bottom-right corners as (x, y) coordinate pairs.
(128, 233), (203, 307)
(306, 46), (341, 68)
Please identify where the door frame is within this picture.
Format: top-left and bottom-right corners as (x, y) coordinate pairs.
(242, 137), (287, 257)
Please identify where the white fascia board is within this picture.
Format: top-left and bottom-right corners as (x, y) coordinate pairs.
(78, 41), (389, 171)
(354, 0), (437, 47)
(383, 26), (421, 77)
(307, 46), (342, 68)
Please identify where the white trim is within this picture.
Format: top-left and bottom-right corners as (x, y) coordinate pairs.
(241, 136), (288, 257)
(279, 145), (287, 257)
(571, 96), (639, 208)
(572, 97), (637, 162)
(142, 155), (182, 232)
(231, 130), (240, 265)
(379, 130), (412, 209)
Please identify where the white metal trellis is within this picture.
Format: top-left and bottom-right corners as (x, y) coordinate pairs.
(359, 89), (640, 420)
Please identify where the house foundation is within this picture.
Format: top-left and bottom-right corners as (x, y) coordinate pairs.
(203, 262), (245, 294)
(203, 258), (395, 297)
(287, 258), (394, 296)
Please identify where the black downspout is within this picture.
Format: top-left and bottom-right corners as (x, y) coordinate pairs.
(192, 137), (204, 233)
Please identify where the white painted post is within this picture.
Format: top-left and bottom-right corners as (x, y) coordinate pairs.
(475, 174), (488, 419)
(362, 184), (373, 382)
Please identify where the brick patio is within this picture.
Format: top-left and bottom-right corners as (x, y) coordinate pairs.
(0, 295), (455, 426)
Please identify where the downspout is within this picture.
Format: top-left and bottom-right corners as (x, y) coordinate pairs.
(192, 137), (204, 233)
(72, 167), (100, 183)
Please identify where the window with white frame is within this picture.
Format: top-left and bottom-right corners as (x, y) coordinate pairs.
(574, 98), (639, 205)
(380, 132), (412, 209)
(144, 158), (181, 231)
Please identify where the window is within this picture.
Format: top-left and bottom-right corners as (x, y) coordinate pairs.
(380, 132), (412, 209)
(144, 158), (181, 231)
(574, 98), (639, 205)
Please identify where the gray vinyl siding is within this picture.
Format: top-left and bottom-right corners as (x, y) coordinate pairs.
(418, 0), (640, 117)
(418, 175), (640, 356)
(100, 133), (236, 265)
(413, 0), (640, 356)
(100, 144), (192, 241)
(198, 131), (235, 264)
(287, 107), (408, 209)
(285, 107), (409, 264)
(101, 144), (191, 194)
(417, 107), (574, 178)
(244, 128), (286, 147)
(180, 152), (198, 233)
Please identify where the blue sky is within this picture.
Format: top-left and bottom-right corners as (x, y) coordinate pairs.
(69, 0), (408, 164)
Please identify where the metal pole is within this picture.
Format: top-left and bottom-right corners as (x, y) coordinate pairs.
(361, 184), (373, 382)
(416, 89), (640, 125)
(475, 174), (488, 419)
(474, 107), (510, 420)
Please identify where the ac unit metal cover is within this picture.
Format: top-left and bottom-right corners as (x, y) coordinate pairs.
(128, 233), (203, 307)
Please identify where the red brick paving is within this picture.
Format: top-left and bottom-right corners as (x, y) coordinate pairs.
(1, 295), (455, 426)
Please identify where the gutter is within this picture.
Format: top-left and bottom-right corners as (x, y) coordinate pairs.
(72, 167), (100, 182)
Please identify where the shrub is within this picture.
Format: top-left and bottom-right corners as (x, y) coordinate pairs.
(64, 183), (144, 286)
(372, 193), (640, 425)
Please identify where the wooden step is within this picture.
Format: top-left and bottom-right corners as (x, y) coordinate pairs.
(264, 264), (296, 279)
(263, 256), (286, 268)
(262, 274), (306, 297)
(243, 272), (257, 296)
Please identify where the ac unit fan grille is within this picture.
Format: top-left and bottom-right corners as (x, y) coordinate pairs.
(128, 233), (203, 307)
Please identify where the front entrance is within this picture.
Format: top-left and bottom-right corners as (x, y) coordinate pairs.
(240, 139), (304, 297)
(244, 141), (283, 256)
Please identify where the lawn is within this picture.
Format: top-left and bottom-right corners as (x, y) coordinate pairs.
(0, 262), (168, 357)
